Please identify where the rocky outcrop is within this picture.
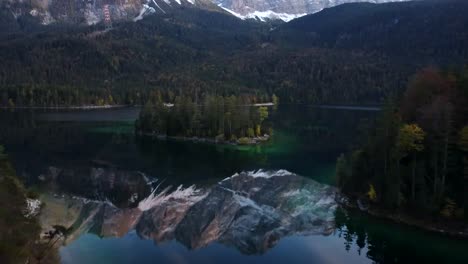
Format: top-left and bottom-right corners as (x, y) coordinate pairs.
(0, 0), (225, 26)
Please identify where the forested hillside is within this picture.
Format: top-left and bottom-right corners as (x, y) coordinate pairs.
(1, 0), (468, 106)
(278, 0), (468, 64)
(337, 67), (468, 223)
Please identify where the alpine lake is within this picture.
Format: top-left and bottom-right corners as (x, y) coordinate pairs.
(1, 105), (467, 264)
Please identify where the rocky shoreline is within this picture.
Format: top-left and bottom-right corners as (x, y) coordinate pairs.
(336, 193), (468, 239)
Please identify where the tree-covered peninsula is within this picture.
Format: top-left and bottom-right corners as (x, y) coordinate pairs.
(336, 67), (468, 232)
(135, 93), (276, 145)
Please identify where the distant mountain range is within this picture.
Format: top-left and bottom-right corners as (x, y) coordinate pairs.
(0, 0), (409, 25)
(0, 0), (467, 106)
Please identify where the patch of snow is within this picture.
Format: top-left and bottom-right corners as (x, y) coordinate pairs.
(71, 195), (116, 207)
(41, 11), (55, 25)
(84, 8), (100, 25)
(138, 185), (206, 211)
(134, 4), (157, 21)
(250, 169), (293, 178)
(30, 9), (39, 17)
(23, 198), (41, 218)
(219, 6), (306, 22)
(222, 169), (293, 182)
(151, 0), (166, 13)
(245, 10), (306, 22)
(129, 193), (139, 203)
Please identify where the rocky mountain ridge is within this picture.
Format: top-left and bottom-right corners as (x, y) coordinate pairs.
(0, 0), (225, 26)
(214, 0), (409, 21)
(0, 0), (410, 25)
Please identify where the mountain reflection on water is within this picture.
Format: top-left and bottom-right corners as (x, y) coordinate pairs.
(2, 107), (468, 264)
(40, 170), (337, 255)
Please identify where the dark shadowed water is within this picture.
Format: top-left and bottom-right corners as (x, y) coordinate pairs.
(1, 106), (467, 264)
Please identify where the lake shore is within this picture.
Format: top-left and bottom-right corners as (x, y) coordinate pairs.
(337, 194), (468, 239)
(138, 132), (271, 146)
(0, 104), (129, 110)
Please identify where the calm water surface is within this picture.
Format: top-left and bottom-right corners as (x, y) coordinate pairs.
(1, 106), (467, 264)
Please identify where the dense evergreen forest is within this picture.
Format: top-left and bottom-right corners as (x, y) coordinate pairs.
(1, 0), (468, 106)
(336, 67), (468, 222)
(135, 92), (275, 144)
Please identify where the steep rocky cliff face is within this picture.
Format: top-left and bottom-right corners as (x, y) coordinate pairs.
(213, 0), (408, 21)
(0, 0), (224, 26)
(0, 0), (410, 25)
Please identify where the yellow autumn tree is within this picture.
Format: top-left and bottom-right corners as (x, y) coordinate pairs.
(398, 123), (425, 200)
(398, 124), (425, 155)
(458, 126), (468, 152)
(367, 184), (377, 202)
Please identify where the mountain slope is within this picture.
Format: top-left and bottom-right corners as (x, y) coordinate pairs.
(0, 0), (467, 106)
(0, 0), (228, 28)
(213, 0), (408, 21)
(0, 7), (269, 105)
(275, 0), (468, 62)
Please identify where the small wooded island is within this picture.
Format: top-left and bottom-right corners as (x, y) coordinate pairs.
(135, 93), (277, 145)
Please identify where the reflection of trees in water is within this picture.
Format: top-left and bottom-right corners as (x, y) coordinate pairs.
(335, 207), (420, 263)
(0, 111), (138, 188)
(334, 208), (468, 264)
(134, 135), (270, 185)
(273, 106), (376, 154)
(0, 111), (87, 153)
(335, 209), (367, 255)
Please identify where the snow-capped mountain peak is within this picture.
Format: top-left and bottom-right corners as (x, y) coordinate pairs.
(214, 0), (410, 22)
(219, 5), (306, 22)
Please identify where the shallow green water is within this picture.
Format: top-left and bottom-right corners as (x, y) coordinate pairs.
(1, 106), (467, 264)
